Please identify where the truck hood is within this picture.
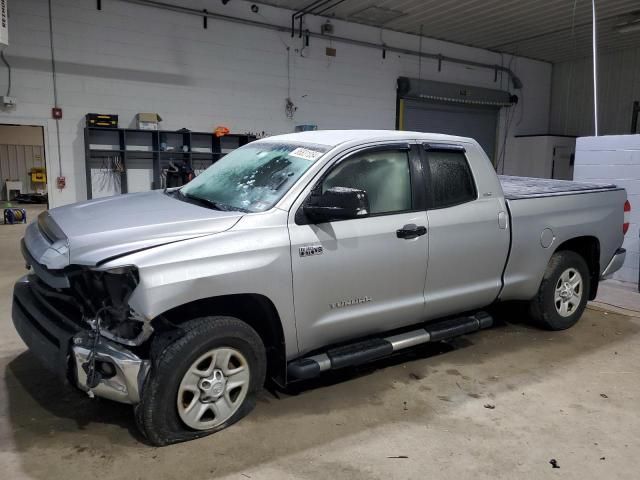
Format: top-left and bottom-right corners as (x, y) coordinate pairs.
(30, 190), (243, 268)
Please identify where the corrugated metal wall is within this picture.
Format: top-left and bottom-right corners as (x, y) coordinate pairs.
(550, 46), (640, 136)
(0, 144), (46, 198)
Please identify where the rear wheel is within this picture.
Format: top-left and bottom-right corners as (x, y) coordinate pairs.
(529, 251), (590, 330)
(135, 316), (266, 446)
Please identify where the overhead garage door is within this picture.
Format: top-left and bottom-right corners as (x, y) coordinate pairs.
(397, 77), (516, 164)
(402, 100), (499, 160)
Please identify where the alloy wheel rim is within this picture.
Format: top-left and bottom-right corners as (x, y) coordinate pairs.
(177, 347), (250, 430)
(554, 267), (583, 318)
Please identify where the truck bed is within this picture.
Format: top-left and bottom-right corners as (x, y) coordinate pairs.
(499, 175), (619, 200)
(498, 175), (626, 303)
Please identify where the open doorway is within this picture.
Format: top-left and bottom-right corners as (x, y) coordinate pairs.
(0, 124), (48, 222)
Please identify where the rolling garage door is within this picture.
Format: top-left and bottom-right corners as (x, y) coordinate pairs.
(397, 77), (516, 163)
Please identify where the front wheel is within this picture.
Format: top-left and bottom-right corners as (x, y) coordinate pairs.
(529, 250), (590, 330)
(135, 316), (266, 446)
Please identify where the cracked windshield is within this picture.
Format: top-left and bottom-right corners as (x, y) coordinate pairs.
(180, 142), (329, 212)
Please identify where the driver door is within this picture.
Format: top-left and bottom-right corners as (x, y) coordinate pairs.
(288, 144), (429, 354)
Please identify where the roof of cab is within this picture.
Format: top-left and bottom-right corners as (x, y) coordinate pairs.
(256, 129), (473, 148)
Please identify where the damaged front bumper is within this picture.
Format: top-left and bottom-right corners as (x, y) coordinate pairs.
(12, 275), (149, 405)
(72, 334), (150, 404)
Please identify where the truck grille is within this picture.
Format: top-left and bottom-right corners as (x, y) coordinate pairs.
(27, 275), (85, 330)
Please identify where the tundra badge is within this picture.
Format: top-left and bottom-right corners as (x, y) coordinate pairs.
(330, 296), (372, 309)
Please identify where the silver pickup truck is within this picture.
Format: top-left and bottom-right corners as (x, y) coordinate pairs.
(12, 130), (628, 445)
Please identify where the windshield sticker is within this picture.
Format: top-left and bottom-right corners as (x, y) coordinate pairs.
(289, 147), (324, 161)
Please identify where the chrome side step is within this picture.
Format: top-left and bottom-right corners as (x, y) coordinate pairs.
(287, 312), (493, 380)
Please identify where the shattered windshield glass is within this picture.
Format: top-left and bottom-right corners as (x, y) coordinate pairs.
(180, 141), (329, 212)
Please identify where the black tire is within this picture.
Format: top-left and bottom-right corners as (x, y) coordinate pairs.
(135, 316), (266, 446)
(529, 250), (590, 330)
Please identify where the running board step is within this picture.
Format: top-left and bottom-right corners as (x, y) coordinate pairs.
(287, 312), (493, 380)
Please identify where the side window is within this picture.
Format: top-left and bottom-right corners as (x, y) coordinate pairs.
(322, 150), (412, 215)
(427, 150), (477, 208)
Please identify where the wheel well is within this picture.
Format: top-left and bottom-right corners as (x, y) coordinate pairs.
(156, 294), (287, 386)
(555, 236), (600, 300)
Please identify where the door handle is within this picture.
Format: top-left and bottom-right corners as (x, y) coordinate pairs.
(396, 224), (427, 239)
(498, 211), (508, 230)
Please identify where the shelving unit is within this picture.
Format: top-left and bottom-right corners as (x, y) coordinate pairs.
(84, 127), (255, 199)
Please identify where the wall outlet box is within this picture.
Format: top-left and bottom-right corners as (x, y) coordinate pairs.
(321, 21), (334, 35)
(1, 95), (16, 107)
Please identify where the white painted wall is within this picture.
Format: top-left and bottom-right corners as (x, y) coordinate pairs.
(0, 0), (552, 207)
(574, 135), (639, 283)
(550, 46), (640, 137)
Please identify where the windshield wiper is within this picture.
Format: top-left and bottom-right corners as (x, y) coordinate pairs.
(182, 191), (225, 210)
(176, 190), (249, 212)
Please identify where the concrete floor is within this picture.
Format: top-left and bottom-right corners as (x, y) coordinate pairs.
(592, 279), (640, 317)
(1, 205), (639, 479)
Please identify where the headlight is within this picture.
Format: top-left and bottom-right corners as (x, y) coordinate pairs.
(89, 265), (139, 308)
(79, 265), (152, 346)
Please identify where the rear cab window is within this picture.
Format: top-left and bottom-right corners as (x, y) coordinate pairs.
(424, 148), (477, 208)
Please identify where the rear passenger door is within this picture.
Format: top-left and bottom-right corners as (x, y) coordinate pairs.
(422, 144), (510, 319)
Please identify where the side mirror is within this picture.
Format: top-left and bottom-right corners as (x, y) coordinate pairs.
(303, 187), (370, 223)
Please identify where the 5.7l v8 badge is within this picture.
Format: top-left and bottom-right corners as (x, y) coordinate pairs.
(299, 245), (324, 257)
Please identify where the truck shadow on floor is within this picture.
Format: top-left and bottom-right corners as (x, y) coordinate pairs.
(4, 352), (145, 443)
(3, 308), (639, 479)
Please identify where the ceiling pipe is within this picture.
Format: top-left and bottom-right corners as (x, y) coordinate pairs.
(591, 0), (599, 136)
(315, 0), (348, 16)
(116, 0), (523, 89)
(291, 0), (330, 38)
